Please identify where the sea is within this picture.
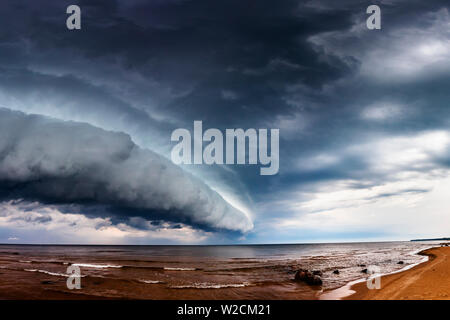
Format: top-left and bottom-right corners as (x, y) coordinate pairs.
(0, 241), (439, 299)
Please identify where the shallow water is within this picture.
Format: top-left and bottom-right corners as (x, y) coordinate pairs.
(0, 242), (439, 299)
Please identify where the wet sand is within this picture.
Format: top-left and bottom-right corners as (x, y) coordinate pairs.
(345, 246), (450, 300)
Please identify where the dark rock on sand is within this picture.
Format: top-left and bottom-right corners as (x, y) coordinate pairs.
(310, 275), (323, 285)
(312, 270), (322, 276)
(397, 261), (404, 264)
(358, 264), (366, 267)
(294, 269), (307, 281)
(361, 268), (368, 273)
(294, 269), (322, 286)
(333, 270), (340, 274)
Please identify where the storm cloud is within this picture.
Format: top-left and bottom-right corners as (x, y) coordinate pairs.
(1, 0), (450, 243)
(0, 108), (253, 232)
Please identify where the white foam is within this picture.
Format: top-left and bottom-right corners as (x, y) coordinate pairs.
(164, 267), (196, 271)
(24, 269), (70, 277)
(320, 245), (436, 300)
(139, 279), (164, 284)
(170, 282), (251, 289)
(72, 263), (122, 269)
(24, 268), (87, 277)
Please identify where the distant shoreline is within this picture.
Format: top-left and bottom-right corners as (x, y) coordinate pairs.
(411, 237), (450, 242)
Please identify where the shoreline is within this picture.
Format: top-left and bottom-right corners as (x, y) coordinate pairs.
(320, 245), (435, 300)
(322, 245), (447, 300)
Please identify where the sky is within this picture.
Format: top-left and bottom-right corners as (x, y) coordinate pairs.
(0, 0), (450, 244)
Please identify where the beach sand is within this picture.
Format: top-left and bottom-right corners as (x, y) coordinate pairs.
(345, 246), (450, 300)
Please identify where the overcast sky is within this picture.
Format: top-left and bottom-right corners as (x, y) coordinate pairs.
(0, 0), (450, 244)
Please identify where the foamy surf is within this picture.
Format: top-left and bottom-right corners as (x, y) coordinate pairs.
(139, 279), (164, 284)
(72, 263), (122, 269)
(170, 282), (251, 289)
(164, 267), (197, 271)
(23, 269), (71, 277)
(320, 245), (437, 300)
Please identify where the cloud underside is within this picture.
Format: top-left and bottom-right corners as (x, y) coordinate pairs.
(0, 108), (253, 233)
(0, 200), (212, 244)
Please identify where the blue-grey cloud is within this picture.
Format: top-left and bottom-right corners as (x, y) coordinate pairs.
(0, 0), (450, 242)
(0, 108), (253, 232)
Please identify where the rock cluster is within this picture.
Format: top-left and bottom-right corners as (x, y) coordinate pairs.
(294, 269), (323, 285)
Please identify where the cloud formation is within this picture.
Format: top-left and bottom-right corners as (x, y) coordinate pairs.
(0, 0), (450, 242)
(0, 200), (211, 244)
(0, 108), (253, 233)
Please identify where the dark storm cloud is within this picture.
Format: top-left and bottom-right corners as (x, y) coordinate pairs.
(0, 108), (253, 232)
(0, 0), (450, 240)
(0, 0), (354, 128)
(0, 67), (174, 151)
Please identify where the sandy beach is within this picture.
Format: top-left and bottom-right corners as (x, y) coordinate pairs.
(345, 246), (450, 300)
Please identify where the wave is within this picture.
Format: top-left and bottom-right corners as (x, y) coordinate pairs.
(138, 279), (164, 284)
(207, 265), (291, 273)
(320, 245), (438, 300)
(22, 261), (122, 268)
(170, 282), (252, 289)
(121, 265), (163, 270)
(18, 259), (67, 265)
(164, 267), (198, 271)
(19, 261), (198, 271)
(23, 268), (86, 277)
(72, 263), (122, 269)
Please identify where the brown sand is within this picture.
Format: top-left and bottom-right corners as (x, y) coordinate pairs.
(345, 246), (450, 300)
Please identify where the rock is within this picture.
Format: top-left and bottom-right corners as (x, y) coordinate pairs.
(294, 269), (322, 286)
(312, 270), (322, 276)
(294, 269), (308, 281)
(358, 264), (366, 267)
(333, 270), (340, 274)
(309, 275), (323, 285)
(397, 261), (404, 264)
(361, 268), (368, 273)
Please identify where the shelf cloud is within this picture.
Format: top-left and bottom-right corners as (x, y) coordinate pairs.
(0, 108), (253, 233)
